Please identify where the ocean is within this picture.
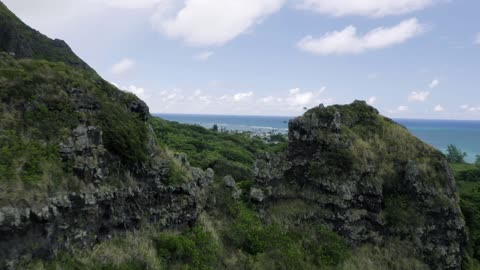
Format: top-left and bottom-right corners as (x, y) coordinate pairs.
(154, 113), (480, 163)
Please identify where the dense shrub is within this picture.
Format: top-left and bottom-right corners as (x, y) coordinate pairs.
(0, 131), (61, 184)
(452, 163), (480, 268)
(459, 169), (480, 182)
(224, 201), (348, 269)
(446, 144), (467, 163)
(98, 101), (149, 164)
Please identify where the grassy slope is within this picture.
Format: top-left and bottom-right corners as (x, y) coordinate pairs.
(150, 117), (286, 180)
(0, 53), (149, 206)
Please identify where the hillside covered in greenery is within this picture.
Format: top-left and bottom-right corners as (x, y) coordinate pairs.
(0, 1), (478, 269)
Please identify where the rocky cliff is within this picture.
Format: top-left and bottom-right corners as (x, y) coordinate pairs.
(0, 1), (469, 269)
(0, 2), (215, 268)
(253, 101), (466, 269)
(0, 50), (216, 268)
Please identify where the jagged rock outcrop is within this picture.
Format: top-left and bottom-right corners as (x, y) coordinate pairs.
(0, 166), (214, 269)
(0, 1), (469, 268)
(59, 125), (108, 183)
(0, 2), (215, 267)
(0, 79), (215, 268)
(252, 101), (466, 270)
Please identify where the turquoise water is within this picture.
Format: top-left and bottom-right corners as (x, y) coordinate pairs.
(154, 114), (480, 163)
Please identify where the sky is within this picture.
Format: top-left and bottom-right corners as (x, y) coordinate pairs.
(3, 0), (480, 119)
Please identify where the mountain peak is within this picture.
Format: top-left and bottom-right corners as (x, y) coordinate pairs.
(0, 1), (89, 69)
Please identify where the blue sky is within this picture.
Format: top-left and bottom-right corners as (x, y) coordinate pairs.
(4, 0), (480, 118)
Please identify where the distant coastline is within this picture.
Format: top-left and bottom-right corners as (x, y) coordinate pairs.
(154, 113), (480, 163)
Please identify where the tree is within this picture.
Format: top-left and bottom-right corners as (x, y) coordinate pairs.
(212, 124), (218, 132)
(475, 155), (480, 167)
(446, 144), (467, 163)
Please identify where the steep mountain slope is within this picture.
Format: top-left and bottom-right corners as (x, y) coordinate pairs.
(0, 1), (470, 270)
(0, 2), (214, 269)
(0, 1), (88, 69)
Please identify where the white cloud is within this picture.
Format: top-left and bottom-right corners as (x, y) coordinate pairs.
(393, 105), (408, 113)
(469, 107), (480, 112)
(194, 51), (214, 61)
(408, 91), (430, 102)
(367, 96), (377, 105)
(429, 78), (439, 89)
(117, 84), (147, 99)
(90, 0), (166, 9)
(398, 105), (409, 112)
(297, 18), (425, 55)
(475, 33), (480, 45)
(388, 105), (409, 114)
(5, 0), (285, 47)
(260, 96), (275, 103)
(141, 87), (332, 115)
(111, 83), (148, 99)
(111, 58), (136, 75)
(124, 85), (145, 96)
(434, 104), (444, 112)
(460, 105), (480, 112)
(152, 0), (285, 46)
(285, 87), (331, 108)
(287, 88), (314, 106)
(234, 91), (254, 102)
(298, 0), (433, 17)
(194, 89), (202, 96)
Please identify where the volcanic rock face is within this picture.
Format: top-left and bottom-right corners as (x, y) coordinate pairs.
(253, 101), (466, 270)
(0, 166), (214, 269)
(0, 2), (215, 264)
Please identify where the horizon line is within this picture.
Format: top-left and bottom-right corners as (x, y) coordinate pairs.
(152, 112), (480, 122)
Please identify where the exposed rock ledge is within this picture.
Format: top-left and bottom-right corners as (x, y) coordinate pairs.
(0, 168), (214, 269)
(251, 101), (466, 270)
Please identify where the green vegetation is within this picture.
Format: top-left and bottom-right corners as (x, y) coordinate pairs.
(0, 53), (149, 163)
(0, 1), (88, 68)
(1, 1), (467, 268)
(0, 132), (61, 184)
(150, 117), (286, 179)
(20, 224), (219, 270)
(0, 53), (150, 204)
(155, 226), (220, 269)
(452, 162), (480, 268)
(446, 144), (468, 163)
(340, 241), (428, 270)
(99, 101), (149, 163)
(204, 182), (350, 270)
(384, 195), (424, 227)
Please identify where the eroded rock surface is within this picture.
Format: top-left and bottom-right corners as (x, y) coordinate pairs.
(252, 101), (466, 270)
